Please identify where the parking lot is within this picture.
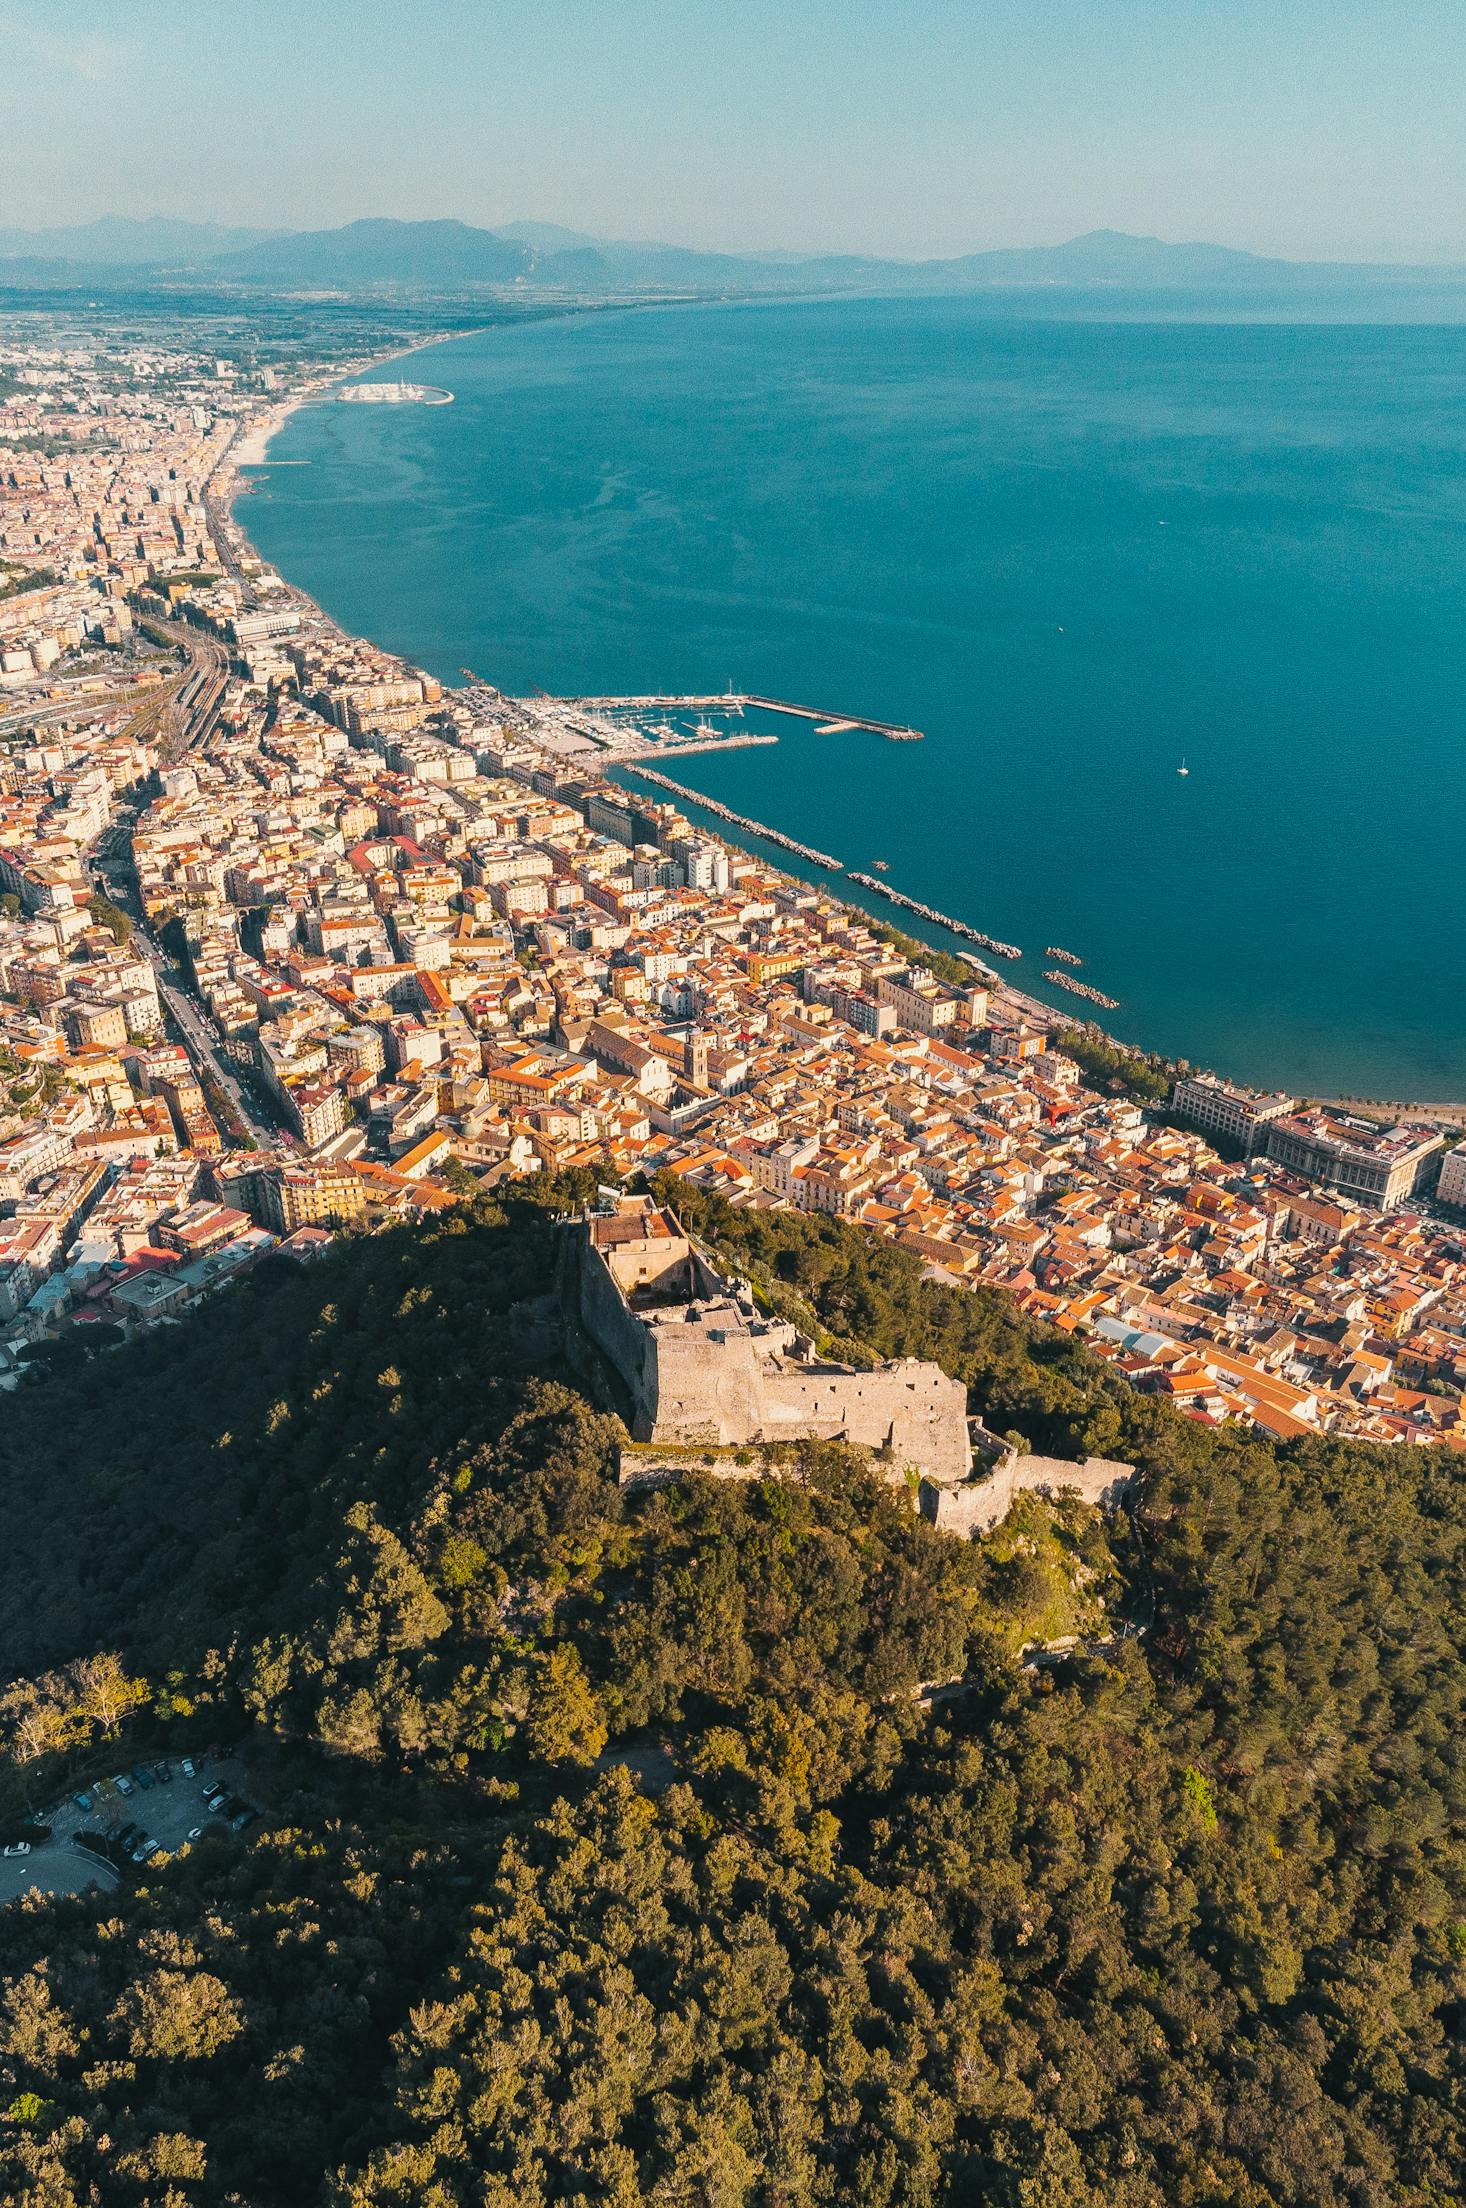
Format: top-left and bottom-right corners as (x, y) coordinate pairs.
(1, 1752), (256, 1910)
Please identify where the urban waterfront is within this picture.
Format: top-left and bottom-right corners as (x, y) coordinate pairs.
(245, 294), (1466, 1100)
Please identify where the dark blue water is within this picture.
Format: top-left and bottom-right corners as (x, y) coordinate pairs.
(244, 296), (1466, 1098)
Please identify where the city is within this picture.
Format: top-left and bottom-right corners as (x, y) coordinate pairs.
(4, 0), (1466, 2193)
(4, 323), (1466, 1449)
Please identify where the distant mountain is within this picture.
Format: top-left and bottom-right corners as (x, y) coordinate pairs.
(213, 217), (533, 287)
(931, 228), (1353, 288)
(4, 215), (1464, 302)
(493, 220), (600, 252)
(0, 215), (280, 266)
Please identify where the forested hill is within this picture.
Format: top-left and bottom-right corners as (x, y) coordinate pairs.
(0, 1176), (1462, 2207)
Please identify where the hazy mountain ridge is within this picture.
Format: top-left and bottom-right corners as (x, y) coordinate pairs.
(0, 215), (281, 264)
(3, 213), (1464, 297)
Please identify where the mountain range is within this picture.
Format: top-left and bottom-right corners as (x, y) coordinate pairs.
(2, 214), (1463, 299)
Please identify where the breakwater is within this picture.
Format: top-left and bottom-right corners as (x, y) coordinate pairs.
(847, 872), (1022, 960)
(1043, 969), (1120, 1010)
(623, 767), (844, 870)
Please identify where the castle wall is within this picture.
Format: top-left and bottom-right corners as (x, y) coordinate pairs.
(920, 1453), (1136, 1538)
(577, 1232), (660, 1437)
(756, 1362), (971, 1481)
(652, 1327), (768, 1447)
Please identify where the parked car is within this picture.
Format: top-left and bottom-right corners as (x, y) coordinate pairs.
(229, 1808), (257, 1832)
(186, 1825), (204, 1843)
(135, 1838), (161, 1862)
(153, 1760), (172, 1783)
(113, 1774), (134, 1796)
(130, 1765), (155, 1791)
(72, 1791), (93, 1812)
(202, 1782), (228, 1806)
(179, 1757), (196, 1779)
(2, 1842), (31, 1859)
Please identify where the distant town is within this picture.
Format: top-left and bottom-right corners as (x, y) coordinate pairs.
(4, 318), (1466, 1448)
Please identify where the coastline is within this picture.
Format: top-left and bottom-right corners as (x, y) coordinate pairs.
(212, 339), (1466, 1128)
(224, 324), (477, 472)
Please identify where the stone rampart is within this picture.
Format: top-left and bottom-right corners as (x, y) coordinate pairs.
(920, 1453), (1136, 1538)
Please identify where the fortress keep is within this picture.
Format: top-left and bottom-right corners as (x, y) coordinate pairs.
(574, 1196), (1135, 1529)
(576, 1195), (972, 1483)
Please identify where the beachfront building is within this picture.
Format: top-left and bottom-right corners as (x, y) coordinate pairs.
(1171, 1072), (1295, 1154)
(1436, 1146), (1466, 1210)
(1264, 1109), (1444, 1210)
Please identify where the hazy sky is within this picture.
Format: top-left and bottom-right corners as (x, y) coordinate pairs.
(1, 0), (1463, 261)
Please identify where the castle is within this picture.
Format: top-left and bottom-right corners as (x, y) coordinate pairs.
(574, 1197), (1135, 1534)
(575, 1195), (972, 1484)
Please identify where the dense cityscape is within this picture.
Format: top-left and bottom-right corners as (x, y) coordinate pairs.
(5, 323), (1466, 1449)
(7, 0), (1466, 2167)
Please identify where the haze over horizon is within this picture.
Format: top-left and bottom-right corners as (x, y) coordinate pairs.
(2, 0), (1464, 265)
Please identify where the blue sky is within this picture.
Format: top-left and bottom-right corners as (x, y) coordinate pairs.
(1, 0), (1462, 260)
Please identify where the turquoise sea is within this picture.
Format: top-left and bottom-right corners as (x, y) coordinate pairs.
(244, 295), (1466, 1099)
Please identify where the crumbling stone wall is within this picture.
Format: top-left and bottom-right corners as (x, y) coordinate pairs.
(920, 1453), (1136, 1537)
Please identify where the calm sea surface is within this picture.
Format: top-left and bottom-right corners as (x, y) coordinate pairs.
(244, 296), (1466, 1098)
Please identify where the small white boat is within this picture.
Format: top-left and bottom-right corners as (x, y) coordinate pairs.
(1177, 757), (1190, 777)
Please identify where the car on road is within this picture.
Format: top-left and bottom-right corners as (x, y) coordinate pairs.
(2, 1842), (31, 1858)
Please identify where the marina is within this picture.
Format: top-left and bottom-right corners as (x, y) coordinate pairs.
(568, 692), (925, 742)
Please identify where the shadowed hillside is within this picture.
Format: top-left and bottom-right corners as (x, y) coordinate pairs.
(0, 1176), (1461, 2206)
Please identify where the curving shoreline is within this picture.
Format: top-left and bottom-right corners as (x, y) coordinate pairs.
(219, 333), (1466, 1125)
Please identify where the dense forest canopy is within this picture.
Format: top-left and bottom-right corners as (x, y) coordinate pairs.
(0, 1175), (1461, 2207)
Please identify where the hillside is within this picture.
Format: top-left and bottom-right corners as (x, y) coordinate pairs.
(0, 1175), (1462, 2206)
(213, 218), (534, 288)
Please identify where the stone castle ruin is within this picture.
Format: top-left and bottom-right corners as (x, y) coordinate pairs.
(574, 1196), (1134, 1533)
